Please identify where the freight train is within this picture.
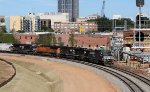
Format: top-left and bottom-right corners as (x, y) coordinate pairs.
(0, 43), (114, 66)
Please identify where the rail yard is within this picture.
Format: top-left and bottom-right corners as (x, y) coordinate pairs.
(0, 46), (150, 92)
(1, 0), (150, 92)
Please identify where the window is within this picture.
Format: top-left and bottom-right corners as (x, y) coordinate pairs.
(25, 36), (27, 39)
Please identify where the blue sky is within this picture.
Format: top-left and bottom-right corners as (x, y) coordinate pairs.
(0, 0), (150, 19)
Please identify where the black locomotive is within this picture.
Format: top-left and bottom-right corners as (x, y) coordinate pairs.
(8, 44), (114, 66)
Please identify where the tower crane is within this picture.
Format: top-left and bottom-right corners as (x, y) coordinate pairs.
(101, 0), (106, 17)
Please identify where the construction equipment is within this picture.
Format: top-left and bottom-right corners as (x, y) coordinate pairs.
(101, 0), (106, 17)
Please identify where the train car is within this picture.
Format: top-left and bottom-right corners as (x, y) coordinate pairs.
(36, 45), (60, 57)
(36, 45), (51, 56)
(102, 51), (114, 66)
(84, 49), (104, 65)
(11, 44), (36, 54)
(49, 46), (61, 57)
(74, 48), (87, 61)
(59, 46), (75, 59)
(0, 43), (13, 52)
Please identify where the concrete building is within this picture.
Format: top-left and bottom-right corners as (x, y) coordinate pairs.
(58, 0), (79, 22)
(113, 15), (122, 20)
(10, 16), (23, 32)
(77, 14), (100, 22)
(5, 16), (10, 32)
(0, 16), (5, 26)
(39, 12), (69, 29)
(23, 13), (41, 32)
(10, 14), (41, 32)
(10, 13), (69, 32)
(40, 19), (51, 30)
(54, 22), (98, 32)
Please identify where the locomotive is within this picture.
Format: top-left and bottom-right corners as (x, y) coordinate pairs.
(2, 43), (114, 66)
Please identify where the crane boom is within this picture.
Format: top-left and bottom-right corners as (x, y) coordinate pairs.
(101, 0), (106, 17)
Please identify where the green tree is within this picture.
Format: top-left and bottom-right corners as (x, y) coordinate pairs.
(51, 34), (57, 46)
(41, 26), (54, 32)
(112, 18), (134, 29)
(68, 33), (76, 47)
(17, 30), (25, 33)
(88, 17), (134, 32)
(36, 34), (54, 45)
(0, 26), (7, 33)
(0, 33), (18, 43)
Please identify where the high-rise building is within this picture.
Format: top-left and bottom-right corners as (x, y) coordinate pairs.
(23, 13), (41, 32)
(58, 0), (79, 22)
(10, 14), (41, 32)
(10, 16), (23, 32)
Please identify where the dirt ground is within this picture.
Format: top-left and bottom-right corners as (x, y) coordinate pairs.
(0, 60), (15, 85)
(0, 53), (119, 92)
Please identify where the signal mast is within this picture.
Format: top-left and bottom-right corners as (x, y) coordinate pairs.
(133, 0), (145, 48)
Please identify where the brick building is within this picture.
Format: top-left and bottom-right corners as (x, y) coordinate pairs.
(54, 22), (98, 32)
(15, 33), (38, 44)
(55, 34), (111, 50)
(14, 33), (111, 50)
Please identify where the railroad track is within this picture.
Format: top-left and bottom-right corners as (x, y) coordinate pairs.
(0, 52), (148, 92)
(72, 60), (144, 92)
(111, 66), (150, 86)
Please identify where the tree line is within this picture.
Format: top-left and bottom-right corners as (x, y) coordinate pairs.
(88, 17), (134, 32)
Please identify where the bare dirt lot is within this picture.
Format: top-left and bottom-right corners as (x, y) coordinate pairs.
(0, 60), (15, 86)
(0, 53), (119, 92)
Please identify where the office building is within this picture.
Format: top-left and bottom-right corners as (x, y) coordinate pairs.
(39, 12), (69, 29)
(58, 0), (79, 22)
(10, 16), (23, 32)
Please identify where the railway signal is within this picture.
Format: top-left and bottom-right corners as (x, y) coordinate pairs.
(135, 32), (144, 41)
(136, 0), (144, 7)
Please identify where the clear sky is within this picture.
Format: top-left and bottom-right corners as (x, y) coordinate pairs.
(0, 0), (150, 19)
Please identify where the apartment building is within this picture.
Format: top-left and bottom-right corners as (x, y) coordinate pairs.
(10, 16), (23, 32)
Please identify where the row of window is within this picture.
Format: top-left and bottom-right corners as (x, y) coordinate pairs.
(19, 36), (33, 40)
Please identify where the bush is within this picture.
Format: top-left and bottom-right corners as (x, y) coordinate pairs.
(0, 33), (18, 43)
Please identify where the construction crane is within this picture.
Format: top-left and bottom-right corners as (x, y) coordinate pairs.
(101, 0), (106, 17)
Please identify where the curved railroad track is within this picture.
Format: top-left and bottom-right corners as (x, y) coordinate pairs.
(0, 51), (148, 92)
(71, 60), (144, 92)
(111, 66), (150, 86)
